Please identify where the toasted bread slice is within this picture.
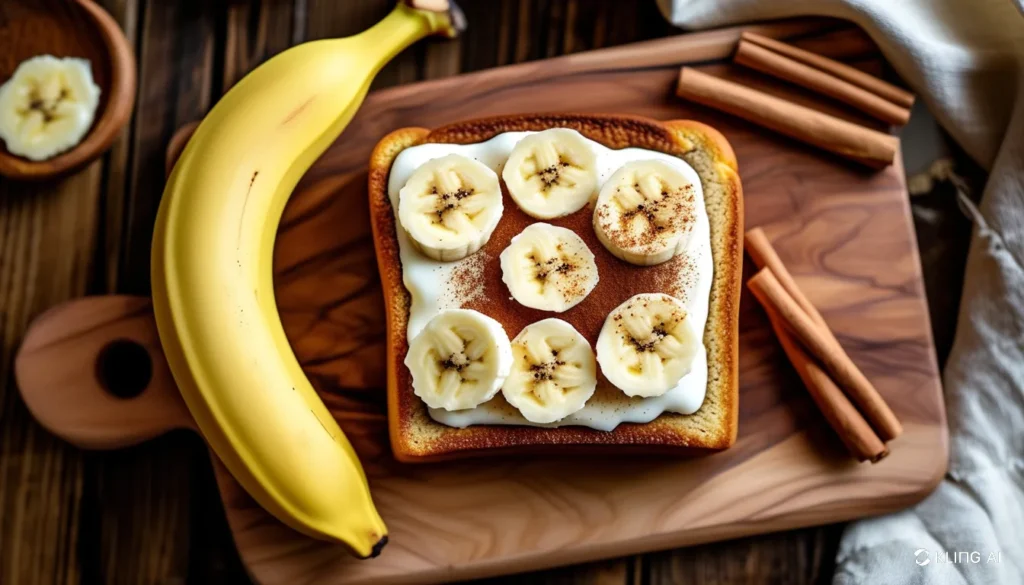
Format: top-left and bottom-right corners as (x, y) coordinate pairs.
(369, 114), (742, 462)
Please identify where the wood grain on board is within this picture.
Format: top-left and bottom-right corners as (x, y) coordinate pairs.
(12, 14), (944, 585)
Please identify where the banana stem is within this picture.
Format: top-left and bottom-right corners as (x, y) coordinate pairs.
(354, 3), (455, 67)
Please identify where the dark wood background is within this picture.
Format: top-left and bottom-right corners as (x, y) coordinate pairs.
(0, 0), (972, 584)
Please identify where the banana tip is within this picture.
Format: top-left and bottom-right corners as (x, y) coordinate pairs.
(369, 535), (388, 558)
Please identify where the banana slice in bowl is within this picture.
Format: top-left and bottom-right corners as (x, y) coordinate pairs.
(502, 128), (598, 219)
(596, 293), (700, 397)
(502, 318), (598, 424)
(500, 222), (599, 313)
(593, 160), (698, 266)
(405, 309), (513, 411)
(398, 153), (503, 262)
(0, 55), (101, 162)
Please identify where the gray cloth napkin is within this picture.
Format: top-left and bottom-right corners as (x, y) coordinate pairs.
(658, 1), (1024, 583)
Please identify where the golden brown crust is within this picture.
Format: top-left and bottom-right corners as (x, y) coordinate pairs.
(369, 113), (742, 462)
(664, 119), (743, 447)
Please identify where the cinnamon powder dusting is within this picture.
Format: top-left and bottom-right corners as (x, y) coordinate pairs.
(461, 186), (698, 344)
(595, 183), (696, 253)
(448, 251), (488, 306)
(525, 240), (592, 306)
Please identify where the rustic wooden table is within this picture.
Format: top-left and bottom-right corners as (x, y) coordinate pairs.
(0, 1), (972, 583)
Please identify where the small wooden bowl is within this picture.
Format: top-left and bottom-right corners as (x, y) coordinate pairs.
(0, 0), (136, 181)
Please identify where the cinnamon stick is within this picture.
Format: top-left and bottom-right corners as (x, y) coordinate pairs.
(676, 67), (898, 168)
(761, 297), (889, 463)
(741, 32), (915, 109)
(734, 40), (911, 126)
(748, 268), (903, 442)
(746, 229), (889, 461)
(745, 228), (830, 333)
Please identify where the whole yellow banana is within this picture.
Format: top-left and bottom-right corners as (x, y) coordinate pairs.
(151, 2), (459, 557)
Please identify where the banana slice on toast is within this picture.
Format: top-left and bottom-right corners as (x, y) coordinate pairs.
(399, 153), (503, 261)
(406, 309), (513, 411)
(593, 160), (697, 266)
(499, 222), (599, 313)
(502, 318), (597, 423)
(596, 293), (700, 397)
(502, 128), (598, 219)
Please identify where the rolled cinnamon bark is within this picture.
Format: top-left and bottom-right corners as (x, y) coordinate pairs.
(748, 268), (903, 442)
(676, 67), (898, 168)
(741, 31), (915, 108)
(761, 298), (889, 463)
(734, 40), (911, 126)
(745, 228), (830, 332)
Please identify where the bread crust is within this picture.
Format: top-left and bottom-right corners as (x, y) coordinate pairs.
(369, 114), (742, 462)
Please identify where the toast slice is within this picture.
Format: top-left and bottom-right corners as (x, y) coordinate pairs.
(369, 114), (742, 462)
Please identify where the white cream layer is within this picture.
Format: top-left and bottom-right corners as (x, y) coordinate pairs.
(387, 131), (712, 432)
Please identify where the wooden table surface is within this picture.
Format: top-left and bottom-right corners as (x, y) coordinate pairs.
(0, 1), (971, 584)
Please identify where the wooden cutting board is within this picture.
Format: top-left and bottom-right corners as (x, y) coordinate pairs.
(14, 19), (947, 585)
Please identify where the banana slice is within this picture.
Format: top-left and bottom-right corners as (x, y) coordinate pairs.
(502, 318), (597, 423)
(596, 293), (700, 397)
(398, 153), (503, 262)
(502, 128), (599, 219)
(405, 309), (513, 411)
(0, 55), (101, 162)
(593, 160), (697, 266)
(500, 222), (599, 313)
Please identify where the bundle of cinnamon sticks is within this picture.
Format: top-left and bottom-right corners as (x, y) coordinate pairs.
(745, 228), (901, 462)
(676, 31), (914, 168)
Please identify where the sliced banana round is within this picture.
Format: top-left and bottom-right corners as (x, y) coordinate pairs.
(502, 318), (597, 423)
(500, 222), (599, 313)
(398, 153), (503, 262)
(593, 160), (698, 266)
(0, 55), (101, 162)
(596, 293), (700, 397)
(405, 309), (513, 411)
(502, 128), (599, 219)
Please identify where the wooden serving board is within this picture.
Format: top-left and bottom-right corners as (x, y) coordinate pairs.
(14, 19), (946, 585)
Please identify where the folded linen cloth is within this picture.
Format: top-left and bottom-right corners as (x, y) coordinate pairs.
(658, 1), (1024, 583)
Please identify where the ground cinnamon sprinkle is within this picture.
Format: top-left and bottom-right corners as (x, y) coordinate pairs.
(449, 250), (488, 306)
(461, 186), (698, 344)
(596, 183), (697, 255)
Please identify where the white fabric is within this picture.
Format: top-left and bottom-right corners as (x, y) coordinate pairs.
(659, 1), (1024, 583)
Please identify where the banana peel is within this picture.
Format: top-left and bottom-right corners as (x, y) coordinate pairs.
(151, 0), (463, 558)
